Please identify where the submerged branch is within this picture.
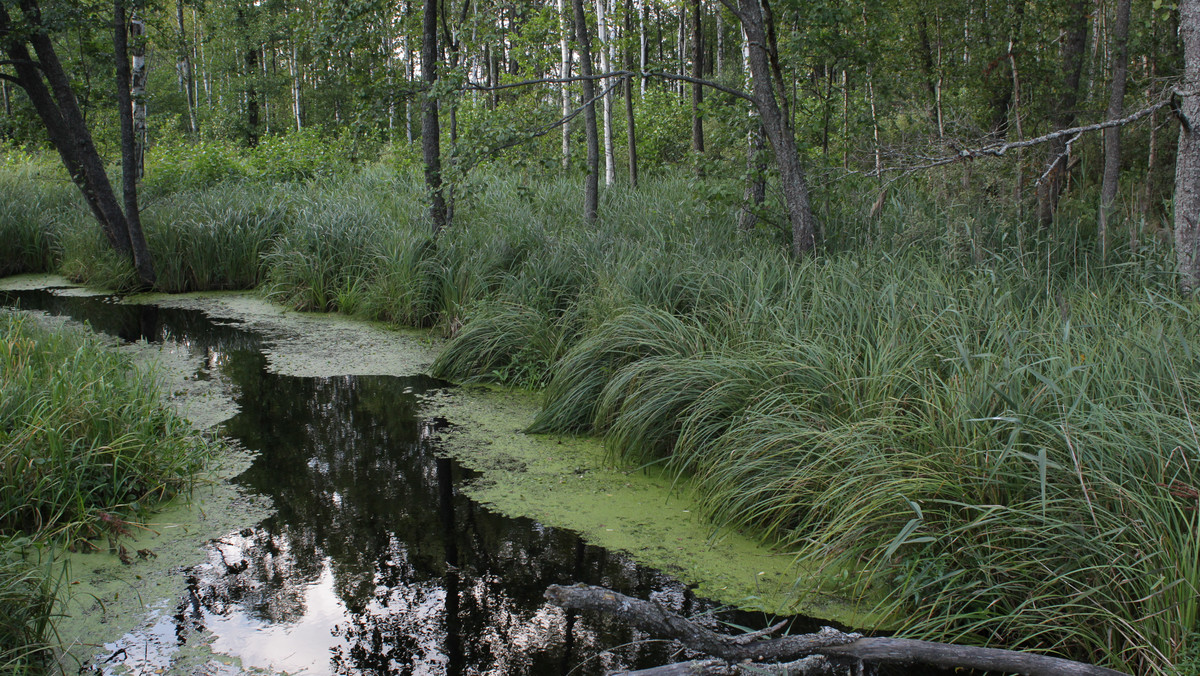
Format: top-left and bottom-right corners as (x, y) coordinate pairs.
(545, 584), (1131, 676)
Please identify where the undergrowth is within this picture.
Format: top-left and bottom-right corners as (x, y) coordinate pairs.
(0, 313), (212, 673)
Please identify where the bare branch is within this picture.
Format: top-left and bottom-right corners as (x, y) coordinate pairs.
(464, 70), (633, 92)
(644, 70), (754, 103)
(462, 69), (752, 104)
(875, 95), (1183, 177)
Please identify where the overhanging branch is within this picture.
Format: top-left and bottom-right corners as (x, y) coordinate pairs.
(875, 94), (1186, 177)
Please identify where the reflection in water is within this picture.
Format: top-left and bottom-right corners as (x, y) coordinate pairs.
(2, 288), (796, 675)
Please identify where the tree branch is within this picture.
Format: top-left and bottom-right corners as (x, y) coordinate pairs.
(461, 69), (753, 104)
(464, 70), (633, 92)
(545, 584), (1130, 676)
(644, 70), (754, 103)
(874, 95), (1182, 177)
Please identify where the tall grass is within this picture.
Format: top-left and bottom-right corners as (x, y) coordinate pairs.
(0, 313), (213, 673)
(0, 158), (78, 277)
(2, 152), (1197, 672)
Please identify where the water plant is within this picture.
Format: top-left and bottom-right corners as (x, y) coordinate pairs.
(0, 312), (213, 673)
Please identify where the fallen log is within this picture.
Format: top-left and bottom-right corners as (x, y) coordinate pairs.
(544, 584), (1130, 676)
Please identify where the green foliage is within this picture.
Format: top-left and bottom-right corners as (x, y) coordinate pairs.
(143, 139), (251, 195)
(246, 129), (354, 181)
(0, 158), (75, 276)
(0, 313), (213, 673)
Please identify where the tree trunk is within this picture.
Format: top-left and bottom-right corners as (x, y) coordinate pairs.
(625, 74), (638, 187)
(547, 585), (1129, 676)
(915, 11), (938, 131)
(1175, 0), (1200, 295)
(739, 25), (764, 231)
(237, 8), (259, 147)
(691, 0), (704, 174)
(572, 0), (599, 222)
(114, 0), (155, 286)
(129, 7), (147, 179)
(730, 0), (815, 256)
(597, 0), (615, 185)
(176, 0), (196, 134)
(1036, 0), (1088, 226)
(559, 0), (572, 169)
(423, 0), (447, 231)
(2, 0), (155, 277)
(1098, 0), (1131, 258)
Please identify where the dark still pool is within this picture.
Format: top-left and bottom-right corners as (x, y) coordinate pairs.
(2, 288), (791, 676)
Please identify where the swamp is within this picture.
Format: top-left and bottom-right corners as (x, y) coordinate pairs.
(2, 0), (1200, 673)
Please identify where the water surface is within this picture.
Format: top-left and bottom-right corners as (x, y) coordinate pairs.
(3, 289), (805, 675)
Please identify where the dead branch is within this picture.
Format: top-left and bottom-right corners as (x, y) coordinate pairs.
(616, 656), (837, 675)
(545, 584), (1130, 676)
(875, 95), (1183, 177)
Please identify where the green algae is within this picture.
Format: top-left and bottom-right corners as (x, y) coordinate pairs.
(425, 385), (876, 626)
(4, 276), (875, 671)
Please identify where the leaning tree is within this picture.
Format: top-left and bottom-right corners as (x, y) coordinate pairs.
(0, 0), (155, 285)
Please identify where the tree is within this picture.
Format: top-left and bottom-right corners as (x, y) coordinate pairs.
(1099, 0), (1131, 258)
(571, 0), (599, 222)
(1036, 0), (1088, 226)
(422, 0), (447, 230)
(723, 0), (816, 257)
(1176, 0), (1200, 295)
(0, 0), (155, 286)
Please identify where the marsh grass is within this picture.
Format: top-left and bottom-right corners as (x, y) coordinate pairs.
(3, 156), (1198, 671)
(0, 313), (211, 673)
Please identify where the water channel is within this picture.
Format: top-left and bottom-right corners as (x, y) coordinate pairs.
(3, 287), (825, 676)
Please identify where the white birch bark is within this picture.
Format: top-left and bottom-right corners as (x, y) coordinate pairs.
(129, 10), (147, 179)
(559, 0), (572, 168)
(597, 0), (615, 185)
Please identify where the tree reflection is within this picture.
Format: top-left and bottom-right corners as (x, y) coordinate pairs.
(2, 288), (784, 675)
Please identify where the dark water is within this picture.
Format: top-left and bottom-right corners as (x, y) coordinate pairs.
(3, 289), (833, 675)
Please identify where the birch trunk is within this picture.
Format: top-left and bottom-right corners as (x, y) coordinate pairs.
(597, 0), (615, 185)
(129, 9), (146, 179)
(738, 25), (764, 231)
(559, 0), (572, 169)
(114, 0), (155, 285)
(1175, 0), (1200, 294)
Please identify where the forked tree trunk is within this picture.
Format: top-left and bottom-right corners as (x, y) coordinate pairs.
(1176, 0), (1200, 295)
(1098, 0), (1131, 258)
(422, 0), (447, 231)
(1, 0), (154, 286)
(728, 0), (815, 256)
(572, 0), (599, 222)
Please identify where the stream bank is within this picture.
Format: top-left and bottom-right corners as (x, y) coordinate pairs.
(0, 275), (864, 675)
